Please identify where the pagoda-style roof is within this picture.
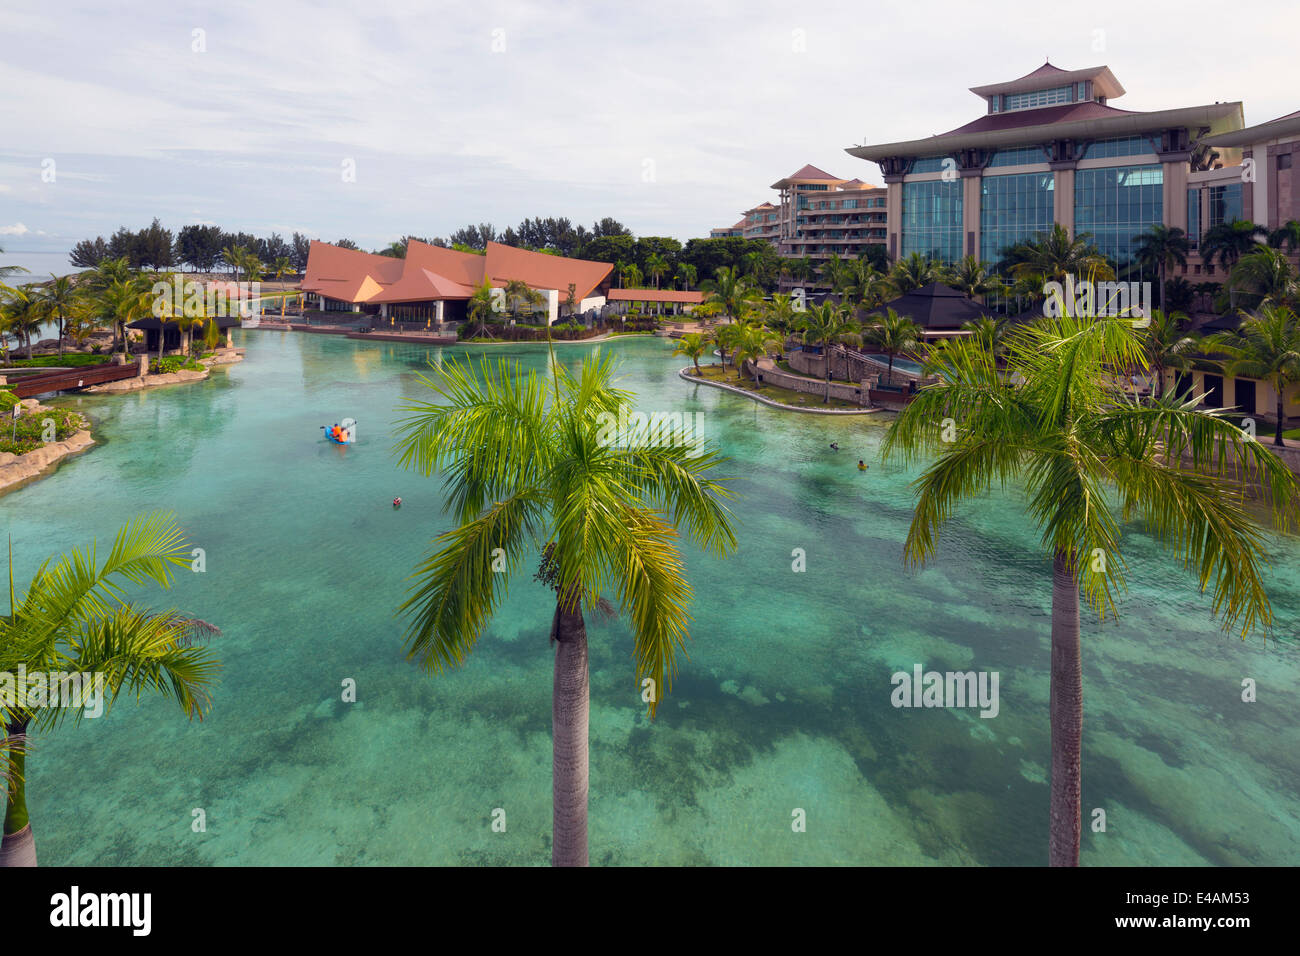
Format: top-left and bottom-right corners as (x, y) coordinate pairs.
(969, 62), (1125, 100)
(770, 164), (844, 189)
(863, 282), (988, 330)
(848, 102), (1243, 161)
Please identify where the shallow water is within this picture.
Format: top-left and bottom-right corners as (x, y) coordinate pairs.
(3, 331), (1297, 866)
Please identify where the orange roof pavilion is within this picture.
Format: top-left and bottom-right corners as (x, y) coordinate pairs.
(300, 239), (614, 306)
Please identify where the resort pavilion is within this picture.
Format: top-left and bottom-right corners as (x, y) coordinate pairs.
(299, 239), (614, 326)
(862, 282), (986, 336)
(126, 314), (242, 353)
(605, 288), (705, 316)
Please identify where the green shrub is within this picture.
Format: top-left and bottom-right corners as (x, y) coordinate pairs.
(0, 407), (86, 455)
(149, 357), (203, 374)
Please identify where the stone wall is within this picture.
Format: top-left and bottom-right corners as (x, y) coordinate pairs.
(750, 362), (871, 405)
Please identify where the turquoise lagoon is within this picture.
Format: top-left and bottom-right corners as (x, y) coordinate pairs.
(3, 331), (1298, 866)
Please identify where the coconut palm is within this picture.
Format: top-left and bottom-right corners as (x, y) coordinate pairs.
(35, 275), (80, 359)
(644, 252), (669, 290)
(503, 279), (542, 322)
(0, 284), (44, 360)
(272, 256), (294, 318)
(884, 314), (1299, 867)
(1005, 225), (1115, 286)
(99, 276), (153, 360)
(713, 319), (749, 373)
(394, 353), (736, 866)
(944, 256), (1004, 304)
(1267, 220), (1300, 255)
(888, 252), (943, 295)
(764, 293), (801, 342)
(839, 258), (891, 312)
(1139, 310), (1197, 399)
(787, 256), (815, 292)
(862, 307), (923, 386)
(799, 301), (859, 402)
(1227, 245), (1298, 309)
(1200, 219), (1267, 271)
(1, 513), (220, 867)
(221, 244), (246, 282)
(1133, 226), (1190, 314)
(700, 266), (760, 321)
(961, 315), (1010, 361)
(674, 263), (697, 291)
(819, 254), (846, 293)
(732, 324), (781, 383)
(464, 280), (497, 339)
(672, 331), (712, 376)
(1203, 303), (1300, 446)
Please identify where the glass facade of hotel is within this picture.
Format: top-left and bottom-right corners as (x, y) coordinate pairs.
(980, 173), (1055, 264)
(1207, 182), (1243, 230)
(1080, 135), (1154, 160)
(1187, 188), (1201, 246)
(1073, 164), (1163, 270)
(988, 146), (1048, 168)
(901, 180), (963, 261)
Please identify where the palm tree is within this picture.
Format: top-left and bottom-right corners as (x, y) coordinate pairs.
(1203, 304), (1300, 446)
(700, 266), (759, 321)
(732, 324), (781, 383)
(672, 331), (712, 376)
(713, 320), (747, 374)
(1005, 224), (1115, 286)
(888, 252), (942, 295)
(1133, 226), (1190, 314)
(99, 276), (152, 361)
(1228, 245), (1298, 309)
(1, 513), (220, 867)
(221, 245), (246, 282)
(839, 258), (891, 312)
(961, 315), (1010, 361)
(620, 263), (643, 290)
(1140, 310), (1197, 399)
(272, 256), (294, 318)
(674, 263), (697, 291)
(788, 256), (815, 292)
(1267, 220), (1300, 255)
(644, 252), (669, 290)
(799, 301), (858, 402)
(1200, 219), (1267, 271)
(819, 254), (846, 293)
(883, 314), (1299, 867)
(464, 280), (497, 339)
(36, 275), (80, 359)
(862, 307), (922, 386)
(0, 285), (44, 360)
(943, 256), (1003, 304)
(764, 293), (801, 342)
(394, 354), (736, 866)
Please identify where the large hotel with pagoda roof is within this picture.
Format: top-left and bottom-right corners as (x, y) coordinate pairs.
(845, 61), (1246, 276)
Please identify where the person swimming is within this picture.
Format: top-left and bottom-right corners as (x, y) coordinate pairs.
(858, 460), (867, 471)
(830, 442), (840, 450)
(393, 497), (402, 508)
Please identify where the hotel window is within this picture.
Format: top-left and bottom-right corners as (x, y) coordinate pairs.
(1279, 154), (1293, 170)
(1187, 188), (1200, 247)
(910, 155), (952, 174)
(990, 96), (1001, 113)
(981, 172), (1055, 265)
(1004, 85), (1073, 110)
(1207, 182), (1243, 230)
(988, 145), (1047, 168)
(1081, 136), (1153, 160)
(1074, 164), (1163, 272)
(901, 180), (963, 264)
(1077, 81), (1087, 101)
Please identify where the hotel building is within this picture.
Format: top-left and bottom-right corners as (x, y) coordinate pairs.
(846, 62), (1243, 276)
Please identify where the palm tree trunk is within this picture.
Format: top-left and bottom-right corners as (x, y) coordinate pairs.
(58, 312), (65, 358)
(1049, 550), (1083, 867)
(1274, 381), (1286, 447)
(552, 598), (589, 867)
(1, 718), (35, 868)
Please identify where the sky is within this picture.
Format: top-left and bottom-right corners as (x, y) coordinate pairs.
(1, 0), (1298, 262)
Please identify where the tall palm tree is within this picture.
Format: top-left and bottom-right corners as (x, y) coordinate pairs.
(36, 275), (80, 359)
(764, 293), (801, 342)
(465, 280), (497, 339)
(1005, 224), (1115, 286)
(394, 354), (737, 866)
(1133, 225), (1190, 314)
(674, 262), (697, 291)
(788, 256), (815, 292)
(731, 324), (781, 383)
(644, 252), (669, 290)
(884, 315), (1299, 866)
(700, 266), (759, 321)
(0, 284), (44, 360)
(1200, 219), (1267, 271)
(961, 315), (1010, 361)
(272, 256), (294, 319)
(1140, 309), (1197, 399)
(1, 513), (220, 867)
(99, 276), (153, 360)
(862, 307), (922, 386)
(1227, 245), (1298, 309)
(799, 301), (858, 402)
(672, 331), (712, 376)
(503, 279), (535, 322)
(1203, 303), (1300, 446)
(888, 252), (942, 295)
(1267, 220), (1300, 255)
(819, 254), (846, 293)
(713, 319), (748, 373)
(943, 256), (1003, 304)
(221, 245), (246, 282)
(839, 258), (890, 312)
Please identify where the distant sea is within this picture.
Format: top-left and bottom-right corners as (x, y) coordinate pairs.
(0, 249), (75, 283)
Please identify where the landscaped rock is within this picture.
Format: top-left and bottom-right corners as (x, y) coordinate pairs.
(0, 427), (95, 494)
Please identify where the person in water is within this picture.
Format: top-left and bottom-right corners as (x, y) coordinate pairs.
(393, 497), (402, 508)
(858, 460), (867, 471)
(830, 442), (840, 450)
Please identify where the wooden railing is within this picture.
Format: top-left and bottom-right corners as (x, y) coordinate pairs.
(8, 361), (139, 398)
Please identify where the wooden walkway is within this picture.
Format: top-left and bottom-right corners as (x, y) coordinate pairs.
(8, 362), (140, 399)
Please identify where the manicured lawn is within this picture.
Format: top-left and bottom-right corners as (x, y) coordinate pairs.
(2, 353), (114, 368)
(688, 363), (863, 410)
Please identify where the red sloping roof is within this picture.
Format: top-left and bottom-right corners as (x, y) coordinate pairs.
(607, 289), (704, 303)
(404, 240), (487, 288)
(482, 242), (613, 301)
(785, 163), (839, 181)
(369, 267), (479, 303)
(938, 100), (1137, 138)
(299, 241), (404, 300)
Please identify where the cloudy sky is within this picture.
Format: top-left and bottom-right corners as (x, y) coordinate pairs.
(2, 0), (1297, 259)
